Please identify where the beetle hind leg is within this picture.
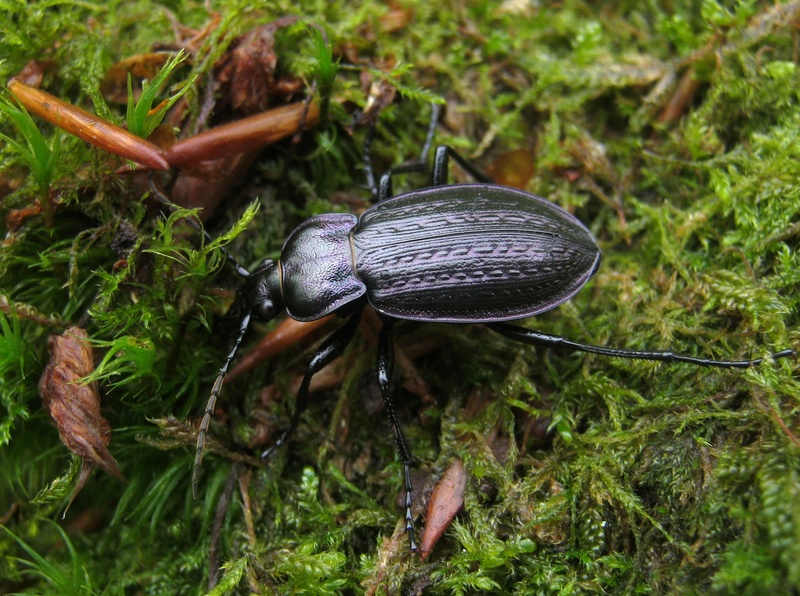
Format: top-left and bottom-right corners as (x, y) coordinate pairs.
(261, 308), (363, 460)
(376, 319), (418, 552)
(488, 322), (796, 368)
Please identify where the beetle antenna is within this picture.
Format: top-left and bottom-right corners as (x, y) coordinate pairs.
(147, 176), (252, 279)
(193, 311), (252, 498)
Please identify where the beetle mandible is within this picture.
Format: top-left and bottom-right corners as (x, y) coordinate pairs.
(193, 138), (796, 553)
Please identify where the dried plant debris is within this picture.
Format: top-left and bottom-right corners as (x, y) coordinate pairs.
(419, 458), (468, 559)
(39, 327), (123, 509)
(215, 16), (304, 115)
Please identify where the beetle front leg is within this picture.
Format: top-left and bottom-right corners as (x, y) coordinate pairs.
(376, 318), (418, 552)
(261, 308), (363, 459)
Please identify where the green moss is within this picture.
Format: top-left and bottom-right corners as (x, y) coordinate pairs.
(1, 0), (799, 593)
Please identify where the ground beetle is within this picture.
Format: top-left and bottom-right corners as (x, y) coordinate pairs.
(193, 128), (796, 553)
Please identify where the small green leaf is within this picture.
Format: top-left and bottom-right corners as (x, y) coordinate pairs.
(126, 50), (196, 139)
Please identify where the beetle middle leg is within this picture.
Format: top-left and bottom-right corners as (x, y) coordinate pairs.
(429, 145), (492, 187)
(364, 103), (440, 201)
(365, 103), (493, 201)
(261, 307), (363, 459)
(376, 317), (418, 551)
(377, 143), (493, 201)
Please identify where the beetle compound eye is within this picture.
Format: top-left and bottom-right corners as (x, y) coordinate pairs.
(257, 300), (277, 322)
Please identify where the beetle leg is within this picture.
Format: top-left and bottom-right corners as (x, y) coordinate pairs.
(375, 141), (492, 199)
(377, 170), (396, 202)
(377, 159), (434, 201)
(261, 307), (363, 459)
(488, 322), (796, 368)
(431, 145), (493, 186)
(376, 318), (418, 552)
(369, 104), (443, 202)
(363, 126), (379, 200)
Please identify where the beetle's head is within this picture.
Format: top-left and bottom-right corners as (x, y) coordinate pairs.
(226, 258), (284, 328)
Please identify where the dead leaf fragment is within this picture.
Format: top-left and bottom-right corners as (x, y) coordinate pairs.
(380, 4), (414, 33)
(5, 202), (42, 232)
(486, 148), (535, 190)
(8, 80), (170, 170)
(419, 458), (468, 559)
(215, 17), (303, 115)
(100, 53), (171, 104)
(39, 327), (123, 509)
(10, 59), (47, 87)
